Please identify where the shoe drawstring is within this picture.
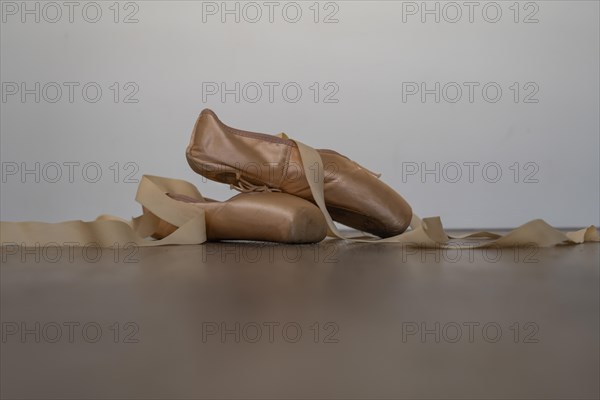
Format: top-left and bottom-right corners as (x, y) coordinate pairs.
(230, 173), (281, 193)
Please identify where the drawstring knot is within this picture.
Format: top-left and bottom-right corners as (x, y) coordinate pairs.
(230, 173), (281, 193)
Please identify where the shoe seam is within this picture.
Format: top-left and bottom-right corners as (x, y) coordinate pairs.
(279, 145), (292, 188)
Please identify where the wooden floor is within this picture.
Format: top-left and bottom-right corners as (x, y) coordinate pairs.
(1, 236), (599, 399)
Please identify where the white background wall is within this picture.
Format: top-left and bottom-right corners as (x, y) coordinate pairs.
(1, 0), (598, 228)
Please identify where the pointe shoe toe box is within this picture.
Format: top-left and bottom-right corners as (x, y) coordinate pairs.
(219, 192), (327, 243)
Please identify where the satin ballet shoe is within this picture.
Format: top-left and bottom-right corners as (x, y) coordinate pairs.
(185, 109), (412, 238)
(150, 191), (327, 244)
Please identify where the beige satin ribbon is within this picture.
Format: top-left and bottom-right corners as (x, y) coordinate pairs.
(1, 175), (208, 247)
(290, 139), (599, 248)
(1, 143), (598, 248)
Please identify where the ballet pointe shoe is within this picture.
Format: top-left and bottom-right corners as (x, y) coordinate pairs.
(151, 191), (327, 244)
(185, 109), (412, 238)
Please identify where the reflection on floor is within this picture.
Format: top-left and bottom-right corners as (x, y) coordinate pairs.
(1, 234), (599, 399)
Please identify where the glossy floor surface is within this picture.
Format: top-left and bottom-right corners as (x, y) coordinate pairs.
(1, 237), (599, 399)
